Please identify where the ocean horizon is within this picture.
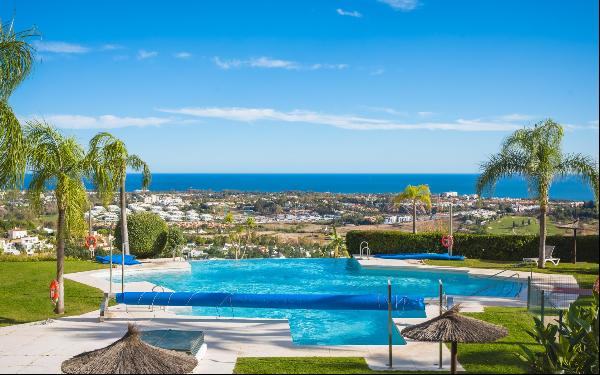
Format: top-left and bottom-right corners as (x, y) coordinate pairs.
(22, 173), (595, 201)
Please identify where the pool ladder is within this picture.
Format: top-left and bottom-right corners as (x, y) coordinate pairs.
(359, 241), (371, 259)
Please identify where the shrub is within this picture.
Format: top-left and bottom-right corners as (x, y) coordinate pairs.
(114, 212), (168, 258)
(346, 230), (599, 262)
(161, 226), (186, 258)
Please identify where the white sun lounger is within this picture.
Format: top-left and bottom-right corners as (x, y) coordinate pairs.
(523, 245), (560, 266)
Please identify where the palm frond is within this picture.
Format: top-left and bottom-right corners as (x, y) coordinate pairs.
(127, 154), (151, 190)
(0, 101), (26, 188)
(476, 150), (529, 197)
(557, 153), (599, 204)
(0, 22), (37, 100)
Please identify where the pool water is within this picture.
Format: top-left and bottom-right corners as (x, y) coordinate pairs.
(122, 258), (522, 345)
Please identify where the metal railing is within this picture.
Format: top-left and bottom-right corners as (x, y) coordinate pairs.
(359, 241), (371, 259)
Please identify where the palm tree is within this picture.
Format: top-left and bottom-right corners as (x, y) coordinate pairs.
(328, 225), (345, 258)
(25, 120), (88, 314)
(477, 119), (598, 268)
(86, 133), (150, 256)
(393, 184), (432, 234)
(245, 217), (256, 243)
(0, 22), (36, 188)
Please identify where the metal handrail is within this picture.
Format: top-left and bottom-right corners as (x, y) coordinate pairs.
(359, 241), (371, 258)
(468, 271), (521, 298)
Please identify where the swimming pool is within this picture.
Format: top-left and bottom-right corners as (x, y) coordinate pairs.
(121, 258), (522, 345)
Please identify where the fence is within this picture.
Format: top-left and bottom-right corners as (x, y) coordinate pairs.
(526, 273), (590, 322)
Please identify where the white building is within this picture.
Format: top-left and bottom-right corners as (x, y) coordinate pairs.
(441, 192), (459, 198)
(8, 229), (28, 240)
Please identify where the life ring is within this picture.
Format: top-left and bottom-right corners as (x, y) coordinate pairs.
(441, 235), (454, 249)
(50, 280), (59, 305)
(85, 235), (97, 248)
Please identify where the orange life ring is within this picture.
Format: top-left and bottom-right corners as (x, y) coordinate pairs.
(441, 235), (454, 249)
(85, 235), (97, 248)
(50, 279), (59, 305)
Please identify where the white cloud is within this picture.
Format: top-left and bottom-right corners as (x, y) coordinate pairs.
(213, 56), (347, 71)
(33, 41), (90, 54)
(158, 107), (527, 132)
(370, 68), (385, 76)
(174, 52), (192, 59)
(32, 114), (171, 129)
(249, 57), (298, 69)
(101, 44), (124, 51)
(496, 113), (536, 122)
(417, 111), (435, 117)
(137, 49), (158, 60)
(336, 8), (363, 18)
(378, 0), (420, 11)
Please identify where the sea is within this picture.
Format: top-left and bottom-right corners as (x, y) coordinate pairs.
(22, 173), (593, 201)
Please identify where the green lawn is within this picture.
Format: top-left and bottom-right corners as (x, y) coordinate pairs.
(423, 259), (599, 289)
(233, 307), (539, 374)
(0, 260), (107, 326)
(483, 215), (563, 236)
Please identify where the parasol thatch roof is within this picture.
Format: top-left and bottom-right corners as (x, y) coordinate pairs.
(61, 324), (198, 374)
(401, 305), (508, 343)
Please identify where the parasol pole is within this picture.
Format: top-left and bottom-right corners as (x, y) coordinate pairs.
(387, 278), (393, 368)
(439, 279), (443, 369)
(449, 203), (453, 256)
(450, 341), (457, 374)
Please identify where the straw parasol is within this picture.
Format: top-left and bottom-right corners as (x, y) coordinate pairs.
(401, 305), (508, 374)
(61, 324), (198, 374)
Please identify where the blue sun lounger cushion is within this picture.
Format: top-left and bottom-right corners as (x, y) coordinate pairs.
(95, 254), (141, 265)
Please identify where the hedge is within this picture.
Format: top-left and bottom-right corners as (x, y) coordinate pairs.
(346, 230), (599, 263)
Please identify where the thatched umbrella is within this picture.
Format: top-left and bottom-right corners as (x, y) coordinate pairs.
(401, 305), (508, 374)
(61, 324), (198, 374)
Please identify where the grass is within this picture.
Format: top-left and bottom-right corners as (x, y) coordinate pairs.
(483, 215), (563, 236)
(0, 260), (107, 327)
(233, 307), (540, 374)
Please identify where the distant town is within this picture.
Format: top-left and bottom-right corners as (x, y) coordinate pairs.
(1, 189), (597, 260)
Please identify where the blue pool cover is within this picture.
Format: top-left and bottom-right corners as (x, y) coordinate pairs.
(96, 254), (141, 265)
(373, 253), (465, 261)
(116, 292), (425, 311)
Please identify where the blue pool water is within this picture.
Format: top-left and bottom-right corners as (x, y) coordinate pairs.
(122, 258), (522, 345)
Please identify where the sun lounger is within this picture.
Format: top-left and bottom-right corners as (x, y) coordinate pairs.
(522, 245), (560, 266)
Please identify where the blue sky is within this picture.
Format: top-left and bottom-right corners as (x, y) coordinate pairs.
(5, 0), (599, 173)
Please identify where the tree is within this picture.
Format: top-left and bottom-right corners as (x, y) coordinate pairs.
(114, 211), (167, 258)
(164, 225), (185, 259)
(477, 119), (598, 268)
(328, 225), (346, 258)
(393, 184), (432, 234)
(245, 217), (256, 243)
(87, 133), (150, 255)
(25, 121), (88, 314)
(223, 212), (234, 225)
(0, 22), (36, 189)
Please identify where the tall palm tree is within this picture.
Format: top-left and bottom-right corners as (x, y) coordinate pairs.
(25, 120), (88, 314)
(393, 184), (432, 234)
(86, 133), (150, 255)
(477, 119), (598, 268)
(0, 22), (36, 188)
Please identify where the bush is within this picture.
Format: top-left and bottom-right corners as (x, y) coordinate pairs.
(161, 226), (186, 258)
(114, 212), (168, 259)
(346, 230), (599, 262)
